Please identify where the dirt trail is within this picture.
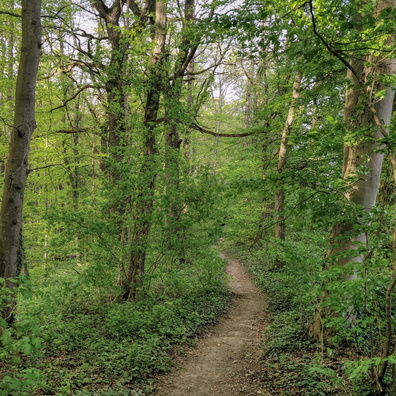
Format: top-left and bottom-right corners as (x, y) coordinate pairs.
(154, 253), (267, 396)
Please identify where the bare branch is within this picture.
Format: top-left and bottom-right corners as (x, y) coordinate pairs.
(55, 129), (88, 134)
(0, 116), (13, 129)
(28, 164), (64, 173)
(0, 10), (21, 17)
(308, 1), (359, 79)
(42, 62), (86, 79)
(49, 85), (96, 112)
(41, 4), (70, 19)
(190, 122), (257, 138)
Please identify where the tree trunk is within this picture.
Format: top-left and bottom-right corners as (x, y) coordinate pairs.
(274, 71), (302, 262)
(120, 0), (167, 300)
(163, 0), (196, 255)
(0, 8), (16, 177)
(93, 0), (128, 229)
(0, 0), (42, 322)
(327, 61), (395, 276)
(311, 0), (396, 340)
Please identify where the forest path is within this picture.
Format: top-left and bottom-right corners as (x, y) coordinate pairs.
(154, 253), (267, 396)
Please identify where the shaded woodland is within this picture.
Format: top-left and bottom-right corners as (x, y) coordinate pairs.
(2, 0), (396, 394)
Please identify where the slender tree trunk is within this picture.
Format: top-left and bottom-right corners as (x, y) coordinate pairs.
(164, 119), (182, 246)
(164, 77), (183, 232)
(274, 71), (302, 244)
(183, 58), (196, 164)
(244, 82), (252, 127)
(311, 77), (395, 340)
(0, 5), (16, 176)
(0, 0), (42, 321)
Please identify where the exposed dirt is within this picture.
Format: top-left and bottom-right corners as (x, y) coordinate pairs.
(153, 253), (268, 396)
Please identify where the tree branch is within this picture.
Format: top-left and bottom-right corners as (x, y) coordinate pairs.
(308, 0), (360, 80)
(190, 122), (256, 138)
(49, 85), (96, 112)
(0, 10), (21, 17)
(0, 116), (12, 128)
(28, 164), (63, 173)
(41, 4), (70, 19)
(308, 0), (391, 140)
(55, 129), (88, 134)
(42, 62), (88, 79)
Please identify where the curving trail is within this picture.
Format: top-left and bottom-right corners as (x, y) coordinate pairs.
(154, 253), (267, 396)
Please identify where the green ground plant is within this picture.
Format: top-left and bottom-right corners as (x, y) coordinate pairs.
(223, 203), (396, 395)
(0, 249), (229, 395)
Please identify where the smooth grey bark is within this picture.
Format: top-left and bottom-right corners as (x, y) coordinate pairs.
(311, 66), (395, 339)
(327, 59), (395, 279)
(311, 0), (396, 340)
(0, 0), (42, 321)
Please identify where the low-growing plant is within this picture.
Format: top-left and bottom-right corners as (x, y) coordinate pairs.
(1, 250), (229, 395)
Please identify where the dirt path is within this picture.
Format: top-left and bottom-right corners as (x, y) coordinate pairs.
(154, 253), (267, 396)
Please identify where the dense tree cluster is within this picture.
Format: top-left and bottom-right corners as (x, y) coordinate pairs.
(2, 0), (396, 394)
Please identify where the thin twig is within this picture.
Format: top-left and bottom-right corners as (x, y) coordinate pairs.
(28, 164), (64, 173)
(308, 1), (359, 79)
(49, 85), (96, 112)
(0, 10), (21, 17)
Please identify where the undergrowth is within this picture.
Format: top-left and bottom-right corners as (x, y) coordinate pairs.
(223, 233), (370, 396)
(0, 251), (229, 395)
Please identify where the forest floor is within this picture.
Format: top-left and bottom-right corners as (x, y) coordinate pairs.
(153, 253), (268, 396)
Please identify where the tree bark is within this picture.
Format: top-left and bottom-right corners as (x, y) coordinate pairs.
(93, 0), (129, 229)
(94, 0), (125, 167)
(163, 0), (196, 253)
(327, 60), (395, 276)
(311, 0), (396, 340)
(274, 71), (302, 244)
(0, 0), (42, 321)
(120, 0), (167, 300)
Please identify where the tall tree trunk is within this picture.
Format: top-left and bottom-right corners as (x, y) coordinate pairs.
(311, 69), (395, 340)
(163, 0), (196, 255)
(326, 59), (395, 275)
(310, 0), (396, 340)
(274, 71), (302, 243)
(0, 4), (16, 177)
(93, 0), (128, 229)
(0, 0), (42, 322)
(121, 0), (167, 300)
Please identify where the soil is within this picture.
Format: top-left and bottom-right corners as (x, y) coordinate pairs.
(153, 253), (268, 396)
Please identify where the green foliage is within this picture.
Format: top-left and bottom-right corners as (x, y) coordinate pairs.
(305, 362), (344, 395)
(2, 0), (396, 395)
(226, 231), (324, 348)
(0, 281), (46, 395)
(1, 250), (228, 395)
(0, 368), (46, 396)
(224, 200), (396, 394)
